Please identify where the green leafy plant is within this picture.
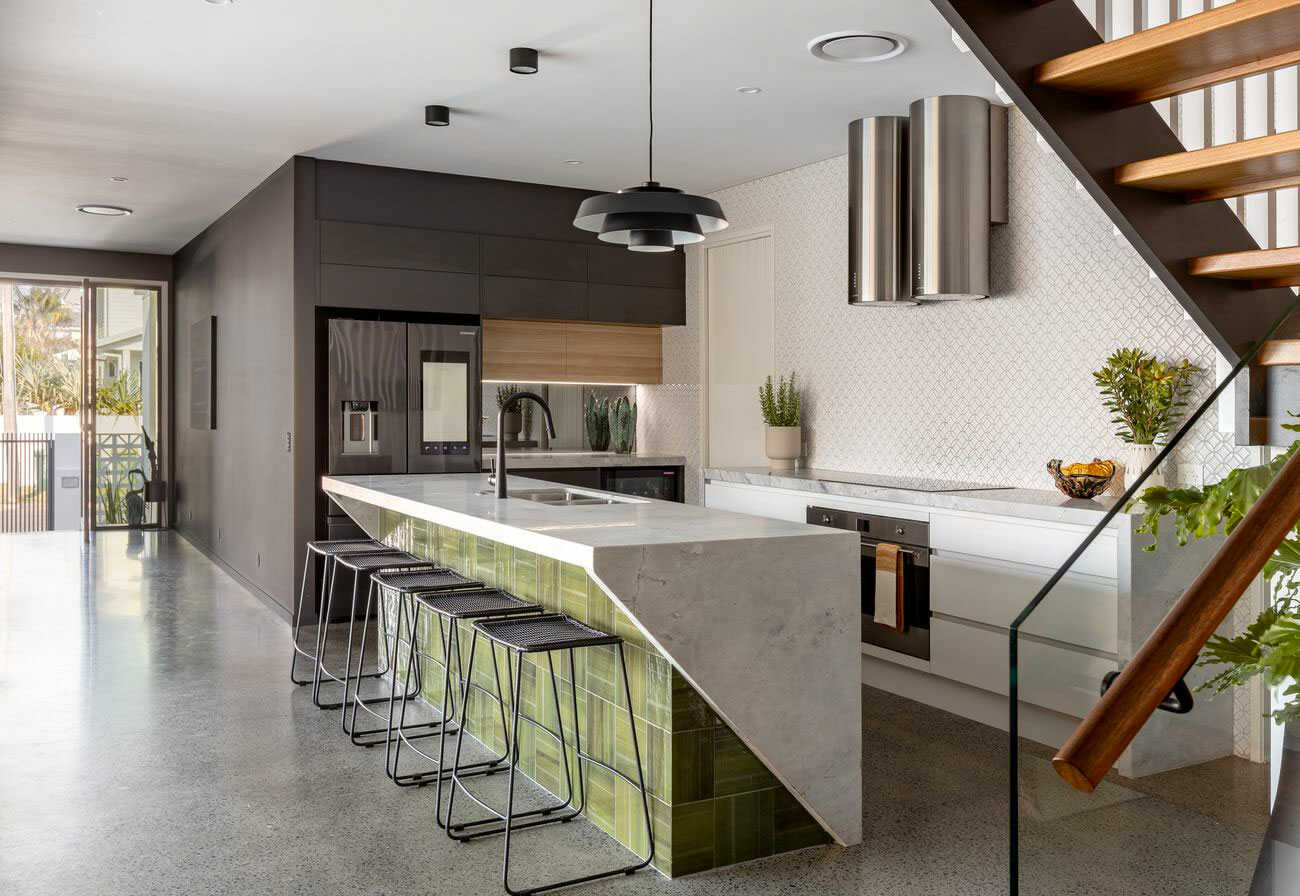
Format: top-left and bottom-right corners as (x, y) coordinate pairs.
(1093, 348), (1200, 444)
(12, 349), (79, 413)
(1129, 415), (1300, 721)
(584, 394), (610, 451)
(98, 478), (126, 525)
(495, 384), (522, 413)
(96, 371), (142, 416)
(758, 373), (800, 427)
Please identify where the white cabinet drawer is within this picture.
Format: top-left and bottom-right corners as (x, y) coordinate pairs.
(931, 552), (1117, 653)
(930, 511), (1117, 578)
(930, 618), (1115, 719)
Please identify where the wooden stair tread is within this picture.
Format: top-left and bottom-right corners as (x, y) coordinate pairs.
(1257, 339), (1300, 366)
(1036, 0), (1300, 106)
(1189, 245), (1300, 286)
(1116, 130), (1300, 202)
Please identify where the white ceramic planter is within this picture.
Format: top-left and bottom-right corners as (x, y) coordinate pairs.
(765, 425), (802, 471)
(1122, 442), (1165, 490)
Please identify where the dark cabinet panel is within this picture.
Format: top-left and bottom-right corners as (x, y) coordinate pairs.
(316, 159), (602, 243)
(587, 244), (684, 289)
(320, 221), (479, 274)
(509, 467), (603, 489)
(587, 284), (685, 326)
(482, 275), (587, 320)
(320, 263), (479, 314)
(482, 236), (586, 282)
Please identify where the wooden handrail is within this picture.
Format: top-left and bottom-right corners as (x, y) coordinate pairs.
(1053, 447), (1300, 792)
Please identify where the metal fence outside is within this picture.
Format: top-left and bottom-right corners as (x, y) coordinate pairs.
(0, 435), (54, 532)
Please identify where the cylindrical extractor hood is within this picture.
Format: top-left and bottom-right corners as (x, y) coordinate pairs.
(848, 116), (914, 306)
(910, 95), (992, 300)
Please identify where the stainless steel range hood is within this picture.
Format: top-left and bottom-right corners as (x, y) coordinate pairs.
(848, 96), (1007, 307)
(910, 95), (1005, 301)
(848, 116), (914, 306)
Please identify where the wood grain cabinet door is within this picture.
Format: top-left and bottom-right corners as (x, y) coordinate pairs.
(482, 319), (566, 381)
(564, 323), (662, 384)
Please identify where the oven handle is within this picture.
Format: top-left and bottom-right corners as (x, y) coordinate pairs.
(861, 538), (931, 568)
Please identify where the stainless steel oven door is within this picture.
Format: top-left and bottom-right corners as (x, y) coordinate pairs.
(860, 536), (931, 661)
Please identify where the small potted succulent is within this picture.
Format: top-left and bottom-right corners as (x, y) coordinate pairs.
(1092, 348), (1200, 489)
(759, 372), (801, 471)
(496, 384), (523, 444)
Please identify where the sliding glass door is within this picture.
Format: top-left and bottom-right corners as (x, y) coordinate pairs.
(86, 284), (162, 530)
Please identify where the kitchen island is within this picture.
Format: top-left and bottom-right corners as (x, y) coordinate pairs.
(322, 473), (861, 876)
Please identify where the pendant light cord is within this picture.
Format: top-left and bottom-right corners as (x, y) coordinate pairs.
(647, 0), (654, 183)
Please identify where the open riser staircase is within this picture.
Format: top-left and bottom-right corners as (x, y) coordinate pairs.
(930, 0), (1300, 446)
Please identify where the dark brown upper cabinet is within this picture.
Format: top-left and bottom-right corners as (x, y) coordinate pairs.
(481, 275), (587, 320)
(587, 284), (685, 326)
(307, 158), (686, 326)
(482, 236), (587, 282)
(320, 263), (479, 315)
(587, 244), (684, 289)
(320, 221), (479, 274)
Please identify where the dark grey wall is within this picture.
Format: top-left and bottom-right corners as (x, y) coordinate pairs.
(0, 242), (172, 283)
(173, 161), (296, 614)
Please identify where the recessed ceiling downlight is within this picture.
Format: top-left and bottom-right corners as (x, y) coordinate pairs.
(808, 31), (907, 63)
(77, 205), (132, 217)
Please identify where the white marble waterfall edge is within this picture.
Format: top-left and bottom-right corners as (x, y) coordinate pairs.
(322, 473), (863, 846)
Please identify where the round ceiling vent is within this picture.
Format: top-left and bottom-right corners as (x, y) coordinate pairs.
(808, 31), (907, 63)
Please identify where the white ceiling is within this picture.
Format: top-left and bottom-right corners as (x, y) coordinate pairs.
(0, 0), (993, 255)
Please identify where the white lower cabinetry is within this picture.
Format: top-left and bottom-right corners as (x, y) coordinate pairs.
(930, 617), (1116, 719)
(705, 476), (1236, 777)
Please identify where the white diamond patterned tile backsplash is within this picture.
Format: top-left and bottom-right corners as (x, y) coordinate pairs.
(633, 108), (1267, 758)
(642, 109), (1253, 493)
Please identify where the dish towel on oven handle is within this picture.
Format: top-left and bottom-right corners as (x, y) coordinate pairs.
(873, 543), (905, 633)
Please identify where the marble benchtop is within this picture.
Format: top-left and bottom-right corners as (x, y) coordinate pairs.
(322, 471), (863, 847)
(704, 466), (1128, 527)
(483, 449), (686, 469)
(323, 472), (841, 567)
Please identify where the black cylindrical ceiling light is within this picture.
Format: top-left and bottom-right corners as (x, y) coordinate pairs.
(509, 47), (539, 74)
(572, 0), (727, 252)
(425, 104), (450, 127)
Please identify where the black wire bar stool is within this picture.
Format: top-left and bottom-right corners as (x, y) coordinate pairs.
(312, 550), (436, 713)
(448, 613), (655, 896)
(389, 587), (543, 794)
(289, 539), (389, 686)
(345, 567), (482, 749)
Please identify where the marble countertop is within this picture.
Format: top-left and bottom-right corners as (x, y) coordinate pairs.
(704, 466), (1127, 527)
(482, 449), (686, 470)
(323, 472), (844, 567)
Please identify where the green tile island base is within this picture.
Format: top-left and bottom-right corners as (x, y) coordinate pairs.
(369, 507), (830, 877)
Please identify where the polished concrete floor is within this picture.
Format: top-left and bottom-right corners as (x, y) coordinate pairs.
(0, 531), (1272, 895)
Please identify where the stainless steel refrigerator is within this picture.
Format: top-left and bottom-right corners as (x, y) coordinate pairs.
(324, 317), (481, 538)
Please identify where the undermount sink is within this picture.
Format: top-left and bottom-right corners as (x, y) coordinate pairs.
(477, 486), (644, 506)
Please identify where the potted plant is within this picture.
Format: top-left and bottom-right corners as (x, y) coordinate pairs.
(496, 384), (523, 444)
(1093, 348), (1200, 489)
(759, 373), (801, 471)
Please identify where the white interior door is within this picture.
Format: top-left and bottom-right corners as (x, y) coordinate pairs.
(705, 233), (774, 468)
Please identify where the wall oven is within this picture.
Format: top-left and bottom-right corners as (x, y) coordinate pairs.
(806, 505), (931, 661)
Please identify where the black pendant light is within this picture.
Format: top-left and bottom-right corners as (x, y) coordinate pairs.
(573, 0), (727, 252)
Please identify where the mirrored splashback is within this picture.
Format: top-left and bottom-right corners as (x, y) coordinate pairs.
(481, 383), (633, 450)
